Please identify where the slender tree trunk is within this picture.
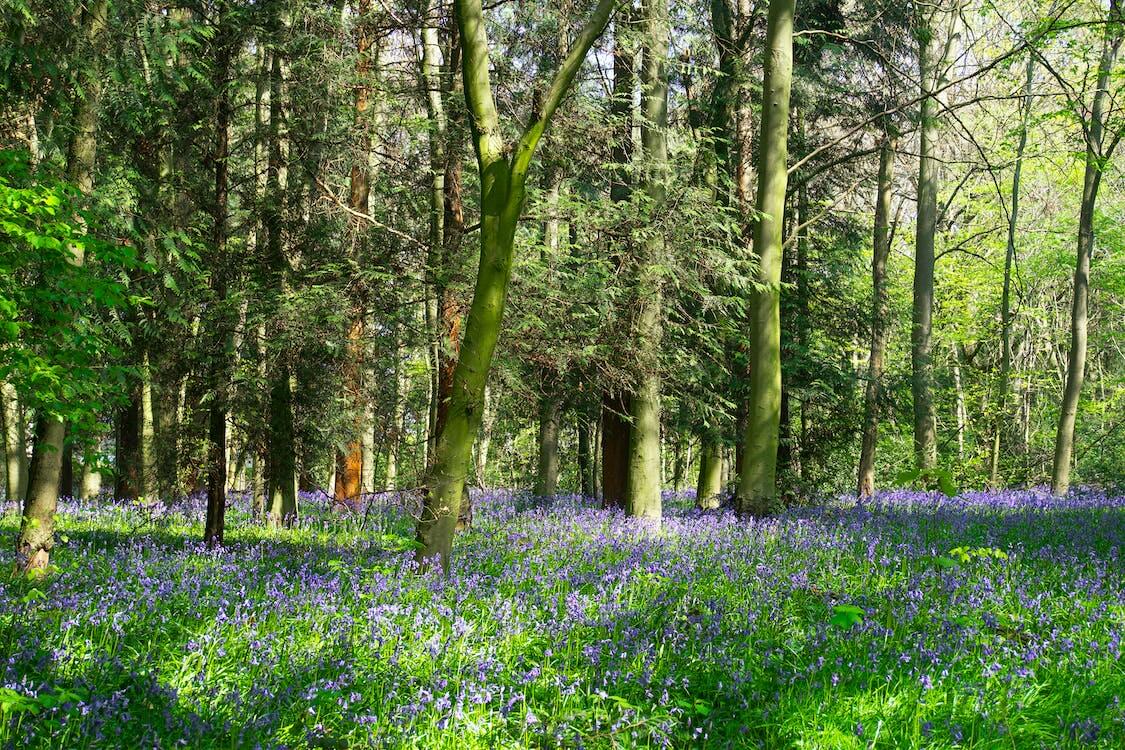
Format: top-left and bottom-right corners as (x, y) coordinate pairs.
(577, 415), (594, 496)
(952, 348), (967, 460)
(625, 0), (669, 525)
(385, 324), (406, 491)
(1052, 4), (1122, 496)
(990, 54), (1034, 486)
(17, 0), (108, 571)
(911, 2), (956, 471)
(600, 11), (635, 509)
(203, 5), (234, 547)
(2, 382), (25, 502)
(336, 0), (374, 505)
(696, 437), (722, 508)
(473, 383), (493, 487)
(857, 136), (896, 497)
(735, 0), (794, 516)
(415, 0), (616, 570)
(534, 395), (561, 497)
(263, 35), (297, 527)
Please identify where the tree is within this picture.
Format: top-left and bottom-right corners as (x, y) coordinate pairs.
(625, 0), (669, 524)
(1050, 0), (1124, 496)
(735, 0), (795, 516)
(16, 0), (110, 572)
(414, 0), (617, 571)
(857, 134), (896, 497)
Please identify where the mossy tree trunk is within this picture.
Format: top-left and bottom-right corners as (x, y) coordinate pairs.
(734, 0), (794, 516)
(1052, 3), (1123, 496)
(17, 0), (108, 572)
(415, 0), (616, 571)
(625, 0), (669, 525)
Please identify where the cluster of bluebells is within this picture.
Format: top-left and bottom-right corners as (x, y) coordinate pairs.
(1, 486), (1124, 747)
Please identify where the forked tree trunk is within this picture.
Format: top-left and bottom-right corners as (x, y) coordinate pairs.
(415, 0), (616, 571)
(17, 0), (108, 572)
(735, 0), (794, 516)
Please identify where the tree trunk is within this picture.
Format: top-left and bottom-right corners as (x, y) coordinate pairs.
(203, 5), (234, 547)
(601, 392), (630, 508)
(385, 324), (406, 491)
(415, 0), (616, 571)
(577, 414), (594, 496)
(264, 35), (297, 527)
(911, 2), (956, 471)
(735, 0), (794, 516)
(534, 394), (561, 497)
(1, 382), (26, 502)
(473, 383), (493, 488)
(1052, 5), (1122, 496)
(857, 136), (896, 498)
(989, 54), (1034, 486)
(335, 0), (374, 505)
(625, 0), (669, 525)
(600, 10), (635, 510)
(17, 0), (108, 571)
(696, 437), (722, 509)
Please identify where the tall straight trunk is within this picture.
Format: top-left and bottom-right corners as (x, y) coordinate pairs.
(625, 0), (669, 524)
(336, 0), (374, 504)
(140, 351), (156, 497)
(473, 383), (493, 487)
(696, 437), (722, 508)
(1052, 3), (1123, 495)
(601, 393), (630, 508)
(17, 0), (108, 571)
(990, 55), (1034, 486)
(79, 455), (101, 500)
(600, 11), (635, 508)
(203, 4), (233, 547)
(857, 136), (896, 497)
(670, 435), (685, 491)
(1, 382), (26, 502)
(734, 0), (794, 516)
(576, 415), (594, 496)
(534, 395), (561, 497)
(415, 0), (616, 570)
(793, 181), (809, 477)
(952, 348), (966, 460)
(911, 3), (956, 471)
(385, 324), (406, 491)
(59, 436), (73, 499)
(263, 30), (296, 525)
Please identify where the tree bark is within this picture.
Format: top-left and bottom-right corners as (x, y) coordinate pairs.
(600, 10), (635, 509)
(263, 32), (297, 527)
(1, 382), (26, 503)
(989, 54), (1034, 487)
(696, 437), (722, 508)
(625, 0), (669, 525)
(534, 394), (561, 497)
(857, 136), (895, 498)
(335, 0), (374, 506)
(911, 2), (956, 471)
(17, 0), (108, 571)
(735, 0), (794, 516)
(577, 414), (594, 496)
(415, 0), (616, 571)
(1051, 3), (1123, 496)
(203, 4), (234, 547)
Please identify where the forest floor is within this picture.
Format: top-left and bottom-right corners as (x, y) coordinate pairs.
(1, 487), (1124, 748)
